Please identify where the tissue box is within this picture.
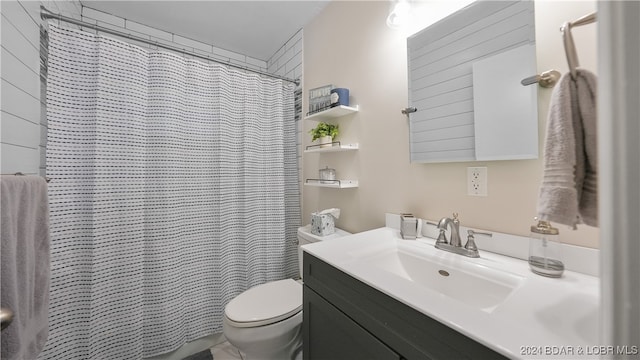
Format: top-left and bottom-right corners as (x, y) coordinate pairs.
(311, 212), (335, 236)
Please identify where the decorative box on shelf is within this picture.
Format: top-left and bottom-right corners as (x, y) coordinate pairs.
(308, 84), (333, 115)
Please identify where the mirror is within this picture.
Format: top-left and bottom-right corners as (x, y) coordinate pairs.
(407, 1), (538, 163)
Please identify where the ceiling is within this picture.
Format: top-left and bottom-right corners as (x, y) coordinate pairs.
(81, 1), (330, 61)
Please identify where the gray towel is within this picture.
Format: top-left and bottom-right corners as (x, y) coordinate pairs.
(537, 69), (598, 229)
(1, 176), (50, 360)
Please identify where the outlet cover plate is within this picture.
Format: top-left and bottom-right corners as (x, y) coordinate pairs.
(467, 167), (488, 196)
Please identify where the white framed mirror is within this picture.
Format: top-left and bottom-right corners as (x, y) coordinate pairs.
(407, 0), (538, 163)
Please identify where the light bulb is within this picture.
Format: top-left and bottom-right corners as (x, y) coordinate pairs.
(386, 0), (410, 29)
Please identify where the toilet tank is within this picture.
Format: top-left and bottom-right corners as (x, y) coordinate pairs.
(297, 225), (351, 278)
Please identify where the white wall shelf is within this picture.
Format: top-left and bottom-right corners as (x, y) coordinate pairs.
(305, 105), (359, 121)
(304, 179), (359, 189)
(304, 143), (359, 154)
(304, 93), (358, 190)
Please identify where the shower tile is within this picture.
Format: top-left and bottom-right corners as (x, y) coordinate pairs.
(125, 20), (173, 42)
(81, 7), (125, 27)
(173, 34), (213, 53)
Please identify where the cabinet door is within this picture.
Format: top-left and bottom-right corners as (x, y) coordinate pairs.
(303, 286), (401, 360)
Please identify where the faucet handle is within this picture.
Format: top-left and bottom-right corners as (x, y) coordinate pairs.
(465, 229), (492, 252)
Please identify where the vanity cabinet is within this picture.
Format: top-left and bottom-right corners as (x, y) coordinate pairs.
(302, 252), (507, 360)
(304, 285), (401, 360)
(304, 105), (359, 189)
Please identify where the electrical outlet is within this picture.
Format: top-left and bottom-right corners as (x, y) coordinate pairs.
(467, 167), (488, 196)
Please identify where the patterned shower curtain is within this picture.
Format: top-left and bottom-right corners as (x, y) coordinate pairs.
(41, 24), (300, 359)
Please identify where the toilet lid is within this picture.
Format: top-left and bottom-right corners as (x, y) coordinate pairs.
(225, 279), (302, 327)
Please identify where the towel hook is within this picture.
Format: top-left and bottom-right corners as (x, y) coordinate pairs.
(401, 107), (417, 115)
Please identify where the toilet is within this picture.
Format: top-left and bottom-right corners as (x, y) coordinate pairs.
(222, 225), (351, 360)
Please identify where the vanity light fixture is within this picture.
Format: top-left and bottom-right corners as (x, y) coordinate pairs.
(386, 0), (410, 29)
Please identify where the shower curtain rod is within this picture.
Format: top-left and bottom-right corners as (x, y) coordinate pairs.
(40, 6), (300, 86)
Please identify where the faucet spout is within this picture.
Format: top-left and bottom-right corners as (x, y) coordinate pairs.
(436, 217), (451, 229)
(437, 213), (461, 247)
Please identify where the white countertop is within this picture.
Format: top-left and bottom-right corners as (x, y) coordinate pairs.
(302, 227), (600, 359)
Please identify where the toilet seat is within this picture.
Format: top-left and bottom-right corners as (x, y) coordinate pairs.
(224, 279), (302, 328)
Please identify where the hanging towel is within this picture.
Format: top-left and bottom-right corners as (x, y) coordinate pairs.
(1, 176), (50, 360)
(537, 69), (598, 229)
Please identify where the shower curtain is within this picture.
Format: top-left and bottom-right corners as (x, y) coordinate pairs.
(41, 24), (300, 359)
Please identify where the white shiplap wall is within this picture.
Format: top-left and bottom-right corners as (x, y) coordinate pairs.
(1, 0), (81, 176)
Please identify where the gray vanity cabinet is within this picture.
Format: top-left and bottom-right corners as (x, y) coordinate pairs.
(302, 252), (507, 360)
(304, 286), (401, 360)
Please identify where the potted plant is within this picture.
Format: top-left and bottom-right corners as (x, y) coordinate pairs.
(309, 122), (339, 148)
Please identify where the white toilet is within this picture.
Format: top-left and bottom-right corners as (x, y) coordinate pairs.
(222, 225), (351, 360)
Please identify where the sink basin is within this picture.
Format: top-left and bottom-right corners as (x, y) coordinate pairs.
(351, 244), (524, 312)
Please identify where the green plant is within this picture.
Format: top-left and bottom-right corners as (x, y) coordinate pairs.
(309, 122), (339, 141)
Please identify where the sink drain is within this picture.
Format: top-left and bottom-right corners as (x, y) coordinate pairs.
(438, 270), (450, 277)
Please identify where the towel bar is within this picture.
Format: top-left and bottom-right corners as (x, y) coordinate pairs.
(0, 172), (51, 183)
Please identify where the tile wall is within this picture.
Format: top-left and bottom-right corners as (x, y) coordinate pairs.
(267, 29), (304, 187)
(1, 0), (82, 175)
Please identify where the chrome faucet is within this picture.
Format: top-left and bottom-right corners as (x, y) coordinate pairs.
(434, 213), (492, 258)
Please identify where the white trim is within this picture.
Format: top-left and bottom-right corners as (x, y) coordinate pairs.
(597, 1), (640, 348)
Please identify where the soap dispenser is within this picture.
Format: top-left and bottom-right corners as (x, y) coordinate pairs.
(528, 218), (564, 278)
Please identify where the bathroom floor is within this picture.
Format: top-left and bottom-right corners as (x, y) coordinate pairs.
(210, 341), (244, 360)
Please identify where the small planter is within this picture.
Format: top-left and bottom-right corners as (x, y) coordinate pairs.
(319, 136), (333, 148)
(309, 122), (339, 148)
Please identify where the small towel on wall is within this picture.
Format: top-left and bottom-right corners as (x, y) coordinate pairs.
(1, 176), (51, 360)
(537, 69), (598, 229)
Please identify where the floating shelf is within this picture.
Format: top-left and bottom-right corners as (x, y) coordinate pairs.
(305, 105), (359, 121)
(304, 143), (359, 154)
(304, 179), (359, 189)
